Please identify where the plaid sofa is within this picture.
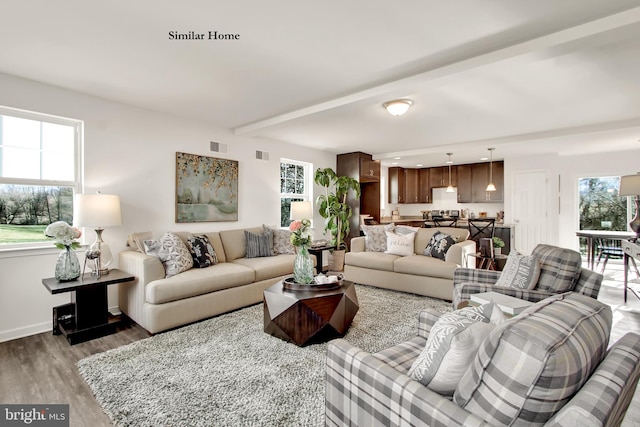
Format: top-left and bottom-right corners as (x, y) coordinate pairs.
(326, 292), (640, 427)
(452, 244), (603, 309)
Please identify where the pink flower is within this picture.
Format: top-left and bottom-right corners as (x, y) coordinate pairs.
(289, 220), (302, 231)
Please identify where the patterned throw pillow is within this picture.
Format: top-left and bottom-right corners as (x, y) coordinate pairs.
(263, 225), (295, 255)
(361, 223), (394, 252)
(144, 232), (194, 277)
(384, 231), (416, 256)
(186, 234), (218, 268)
(423, 231), (457, 260)
(495, 252), (542, 289)
(245, 229), (274, 258)
(408, 303), (506, 395)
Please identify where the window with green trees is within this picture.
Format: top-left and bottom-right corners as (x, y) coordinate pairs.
(0, 107), (82, 246)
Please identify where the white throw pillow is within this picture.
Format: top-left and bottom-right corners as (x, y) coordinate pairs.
(408, 303), (506, 395)
(384, 231), (416, 256)
(495, 252), (542, 290)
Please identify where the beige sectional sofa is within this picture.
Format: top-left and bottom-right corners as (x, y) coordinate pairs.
(344, 227), (475, 300)
(118, 227), (299, 334)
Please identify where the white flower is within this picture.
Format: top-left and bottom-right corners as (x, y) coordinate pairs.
(45, 221), (82, 248)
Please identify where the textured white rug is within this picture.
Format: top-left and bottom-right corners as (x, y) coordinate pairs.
(78, 284), (451, 426)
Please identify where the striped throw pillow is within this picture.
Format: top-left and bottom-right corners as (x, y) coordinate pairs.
(245, 229), (274, 258)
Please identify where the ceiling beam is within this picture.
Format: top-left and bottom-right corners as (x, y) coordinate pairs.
(234, 7), (640, 136)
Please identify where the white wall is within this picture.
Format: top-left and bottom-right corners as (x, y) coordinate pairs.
(505, 150), (640, 251)
(0, 73), (335, 342)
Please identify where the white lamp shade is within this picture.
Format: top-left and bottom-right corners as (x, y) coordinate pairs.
(73, 194), (123, 227)
(290, 201), (312, 220)
(620, 174), (640, 196)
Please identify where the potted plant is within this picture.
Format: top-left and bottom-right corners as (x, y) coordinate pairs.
(314, 168), (361, 270)
(492, 236), (505, 255)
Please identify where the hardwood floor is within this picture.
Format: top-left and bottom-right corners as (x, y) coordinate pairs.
(0, 322), (149, 427)
(2, 264), (640, 427)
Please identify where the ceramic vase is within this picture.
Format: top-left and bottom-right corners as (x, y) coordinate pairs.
(293, 245), (314, 284)
(55, 246), (81, 282)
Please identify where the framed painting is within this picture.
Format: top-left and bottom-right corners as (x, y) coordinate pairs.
(176, 152), (238, 222)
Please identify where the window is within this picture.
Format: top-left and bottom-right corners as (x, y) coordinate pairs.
(577, 176), (631, 257)
(280, 159), (311, 227)
(0, 106), (82, 247)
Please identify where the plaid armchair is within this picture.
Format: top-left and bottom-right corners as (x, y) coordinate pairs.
(452, 244), (603, 309)
(326, 293), (640, 427)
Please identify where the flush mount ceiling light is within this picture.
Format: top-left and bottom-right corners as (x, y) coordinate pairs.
(383, 99), (412, 116)
(446, 153), (455, 193)
(486, 147), (497, 192)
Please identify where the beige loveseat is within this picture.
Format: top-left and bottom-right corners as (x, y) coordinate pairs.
(118, 227), (299, 334)
(344, 227), (475, 300)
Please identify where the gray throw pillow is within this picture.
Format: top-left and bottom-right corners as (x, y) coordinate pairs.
(408, 302), (506, 395)
(144, 232), (194, 277)
(245, 229), (274, 258)
(361, 223), (394, 252)
(495, 252), (542, 289)
(263, 225), (295, 255)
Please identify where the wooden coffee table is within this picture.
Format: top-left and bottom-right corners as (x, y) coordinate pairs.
(263, 279), (359, 346)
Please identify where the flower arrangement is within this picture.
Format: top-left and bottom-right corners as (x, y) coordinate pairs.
(289, 218), (312, 248)
(45, 221), (82, 249)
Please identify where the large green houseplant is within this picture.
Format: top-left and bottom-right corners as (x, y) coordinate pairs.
(314, 167), (361, 251)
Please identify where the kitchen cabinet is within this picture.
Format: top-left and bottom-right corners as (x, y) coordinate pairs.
(418, 168), (430, 203)
(388, 167), (405, 204)
(405, 169), (419, 204)
(359, 158), (380, 182)
(471, 161), (504, 202)
(456, 164), (473, 203)
(429, 166), (457, 189)
(337, 152), (381, 245)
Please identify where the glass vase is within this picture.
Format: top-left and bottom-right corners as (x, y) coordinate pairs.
(55, 246), (81, 282)
(293, 245), (314, 284)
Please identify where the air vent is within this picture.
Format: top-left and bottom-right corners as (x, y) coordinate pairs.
(210, 141), (228, 154)
(256, 150), (270, 161)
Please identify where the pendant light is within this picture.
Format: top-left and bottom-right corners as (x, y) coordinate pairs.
(486, 148), (497, 192)
(446, 153), (455, 193)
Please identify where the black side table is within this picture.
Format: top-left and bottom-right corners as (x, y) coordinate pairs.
(308, 245), (336, 274)
(42, 269), (134, 345)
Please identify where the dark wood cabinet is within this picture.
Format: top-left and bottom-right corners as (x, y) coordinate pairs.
(418, 168), (431, 203)
(359, 158), (380, 182)
(471, 161), (504, 202)
(388, 167), (405, 204)
(405, 169), (419, 204)
(337, 152), (381, 244)
(456, 164), (473, 203)
(429, 166), (457, 189)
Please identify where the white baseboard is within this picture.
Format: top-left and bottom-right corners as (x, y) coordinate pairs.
(0, 321), (51, 343)
(0, 305), (122, 343)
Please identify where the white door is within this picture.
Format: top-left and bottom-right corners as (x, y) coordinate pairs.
(512, 171), (548, 254)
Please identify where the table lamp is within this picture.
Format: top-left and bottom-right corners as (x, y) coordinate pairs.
(619, 173), (640, 239)
(73, 193), (123, 275)
(290, 201), (312, 221)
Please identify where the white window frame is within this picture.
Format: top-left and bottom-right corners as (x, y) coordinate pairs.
(0, 105), (83, 251)
(280, 159), (312, 227)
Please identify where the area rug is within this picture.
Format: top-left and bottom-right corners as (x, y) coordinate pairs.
(77, 284), (451, 426)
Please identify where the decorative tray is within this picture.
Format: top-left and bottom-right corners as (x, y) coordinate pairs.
(282, 276), (342, 291)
